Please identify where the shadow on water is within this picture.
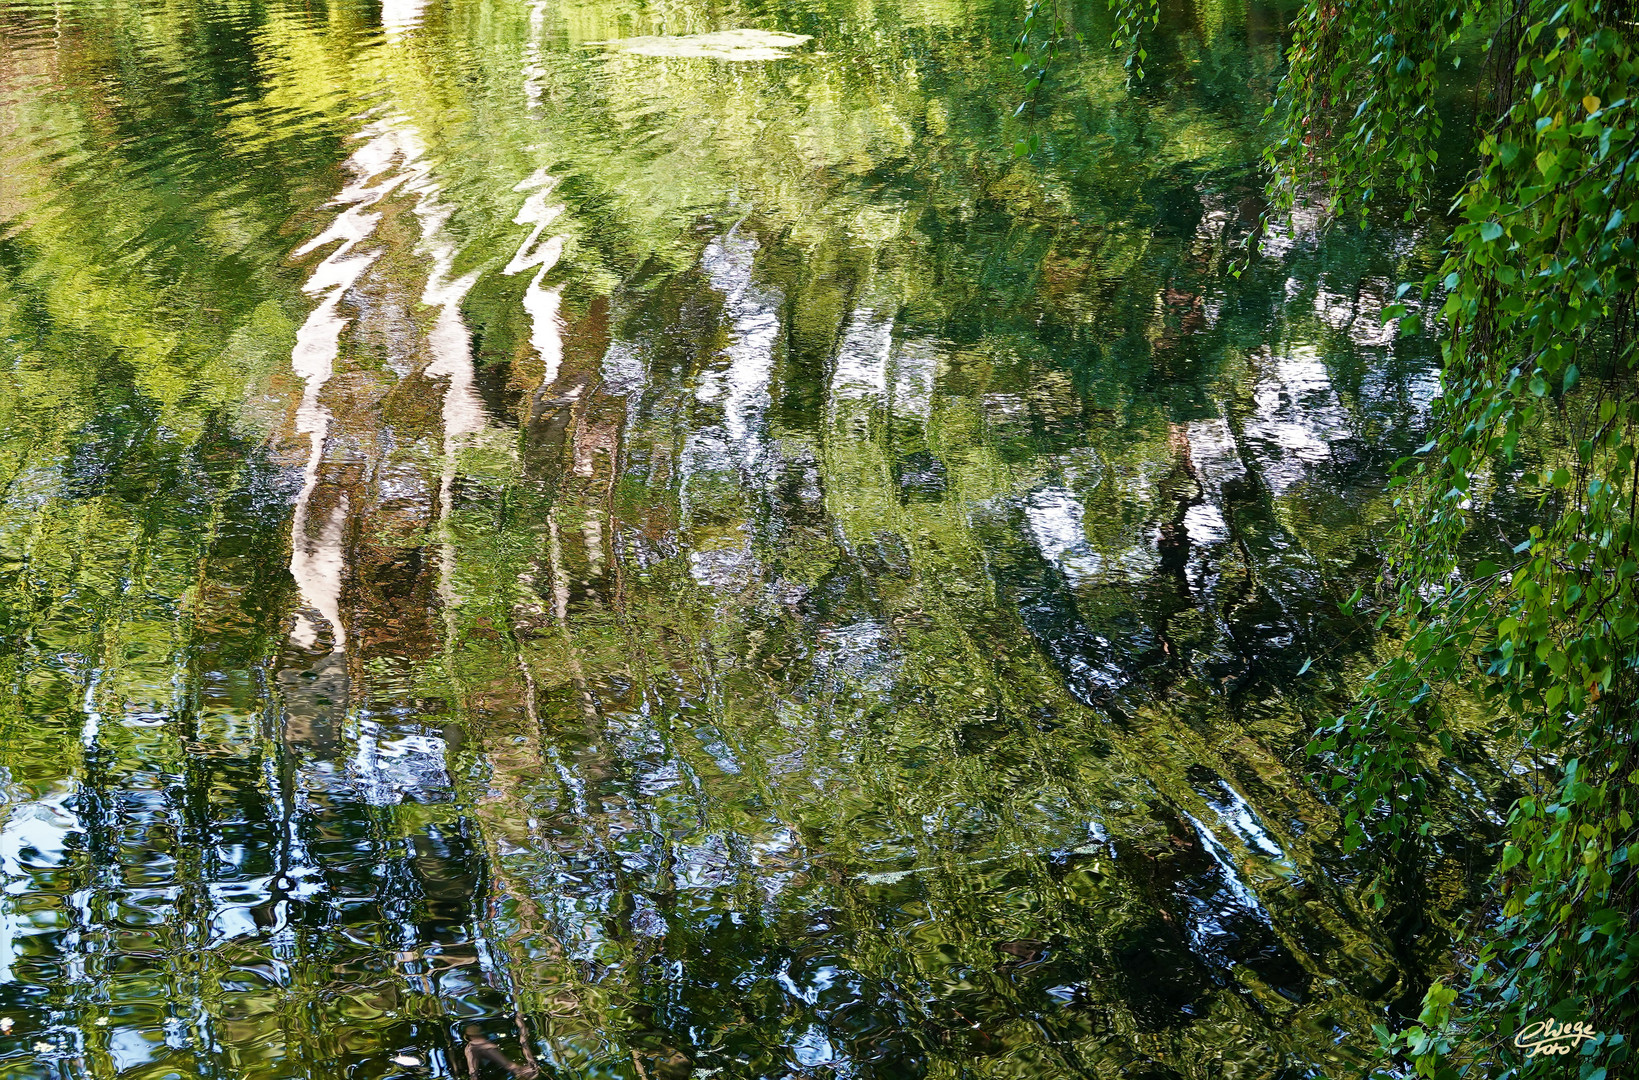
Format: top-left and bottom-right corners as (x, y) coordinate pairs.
(0, 0), (1512, 1076)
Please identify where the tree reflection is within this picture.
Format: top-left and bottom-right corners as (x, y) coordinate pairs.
(0, 1), (1506, 1078)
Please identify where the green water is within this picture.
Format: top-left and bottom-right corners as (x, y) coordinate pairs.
(0, 1), (1507, 1076)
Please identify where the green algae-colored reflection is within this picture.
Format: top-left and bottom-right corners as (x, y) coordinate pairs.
(0, 0), (1504, 1077)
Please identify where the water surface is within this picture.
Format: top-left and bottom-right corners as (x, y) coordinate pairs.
(0, 0), (1506, 1076)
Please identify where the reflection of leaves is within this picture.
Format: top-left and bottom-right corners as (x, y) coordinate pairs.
(0, 1), (1453, 1078)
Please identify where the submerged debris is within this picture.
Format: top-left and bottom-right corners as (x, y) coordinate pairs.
(589, 29), (813, 61)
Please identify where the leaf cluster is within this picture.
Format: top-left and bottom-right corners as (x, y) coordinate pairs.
(1011, 0), (1086, 158)
(1272, 0), (1639, 1076)
(1108, 0), (1161, 85)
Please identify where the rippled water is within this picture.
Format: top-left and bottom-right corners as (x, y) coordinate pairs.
(0, 0), (1507, 1076)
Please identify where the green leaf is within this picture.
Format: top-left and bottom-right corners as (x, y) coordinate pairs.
(1264, 2), (1639, 1054)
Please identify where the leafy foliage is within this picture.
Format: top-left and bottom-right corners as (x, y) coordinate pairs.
(1263, 0), (1639, 1075)
(1011, 0), (1082, 157)
(1012, 0), (1156, 125)
(1108, 0), (1160, 84)
(1265, 0), (1478, 220)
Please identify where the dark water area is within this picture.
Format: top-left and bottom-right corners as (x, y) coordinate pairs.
(0, 0), (1513, 1076)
